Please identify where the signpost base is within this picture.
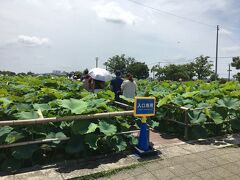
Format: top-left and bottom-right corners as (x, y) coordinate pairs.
(134, 145), (159, 158)
(135, 117), (159, 158)
(133, 97), (159, 158)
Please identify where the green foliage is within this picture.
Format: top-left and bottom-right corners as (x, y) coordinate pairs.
(194, 55), (213, 80)
(104, 54), (149, 79)
(59, 98), (88, 114)
(104, 54), (135, 74)
(65, 135), (84, 154)
(0, 75), (136, 172)
(231, 56), (240, 81)
(188, 111), (207, 124)
(12, 145), (39, 159)
(5, 131), (25, 144)
(153, 64), (191, 81)
(84, 134), (100, 150)
(99, 121), (117, 136)
(138, 79), (240, 139)
(126, 62), (149, 79)
(152, 55), (214, 81)
(14, 111), (39, 119)
(1, 158), (23, 172)
(72, 121), (98, 135)
(231, 56), (240, 69)
(110, 136), (127, 152)
(2, 75), (240, 172)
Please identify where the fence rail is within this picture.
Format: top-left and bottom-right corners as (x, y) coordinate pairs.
(0, 110), (134, 126)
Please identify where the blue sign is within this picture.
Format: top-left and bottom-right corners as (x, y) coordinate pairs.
(134, 97), (155, 117)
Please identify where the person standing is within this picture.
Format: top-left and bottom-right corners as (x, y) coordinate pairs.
(110, 70), (123, 101)
(121, 73), (137, 99)
(81, 69), (91, 91)
(89, 78), (105, 93)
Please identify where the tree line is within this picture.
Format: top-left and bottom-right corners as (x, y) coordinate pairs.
(1, 55), (240, 82)
(104, 54), (214, 81)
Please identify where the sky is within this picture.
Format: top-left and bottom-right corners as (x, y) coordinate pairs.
(0, 0), (240, 78)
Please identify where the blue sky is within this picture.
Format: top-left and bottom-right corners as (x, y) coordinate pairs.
(0, 0), (239, 78)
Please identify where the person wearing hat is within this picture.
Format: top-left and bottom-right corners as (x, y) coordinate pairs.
(110, 70), (123, 101)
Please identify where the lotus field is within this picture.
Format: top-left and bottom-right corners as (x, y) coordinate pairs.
(1, 75), (240, 171)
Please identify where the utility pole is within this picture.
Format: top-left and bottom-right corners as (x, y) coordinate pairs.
(215, 25), (219, 79)
(227, 64), (232, 81)
(96, 57), (98, 68)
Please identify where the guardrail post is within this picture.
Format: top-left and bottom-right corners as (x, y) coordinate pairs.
(184, 110), (189, 140)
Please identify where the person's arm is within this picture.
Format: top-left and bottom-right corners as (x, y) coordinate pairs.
(121, 81), (126, 92)
(134, 81), (137, 95)
(110, 80), (114, 91)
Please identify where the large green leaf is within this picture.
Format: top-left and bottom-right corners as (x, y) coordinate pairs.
(14, 111), (39, 120)
(119, 95), (134, 103)
(60, 121), (74, 129)
(84, 134), (100, 150)
(46, 132), (67, 144)
(12, 144), (39, 159)
(110, 136), (127, 152)
(72, 121), (98, 135)
(182, 91), (199, 98)
(216, 98), (240, 110)
(148, 120), (159, 129)
(41, 88), (64, 99)
(126, 135), (138, 145)
(157, 94), (172, 107)
(97, 90), (114, 101)
(87, 123), (99, 133)
(86, 99), (107, 109)
(55, 132), (67, 144)
(0, 126), (13, 137)
(59, 98), (88, 114)
(208, 110), (223, 124)
(16, 103), (32, 111)
(65, 135), (84, 154)
(0, 98), (12, 108)
(99, 121), (117, 136)
(188, 111), (207, 124)
(5, 131), (25, 144)
(33, 103), (51, 111)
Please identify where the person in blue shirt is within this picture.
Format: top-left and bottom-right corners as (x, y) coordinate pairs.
(110, 70), (123, 101)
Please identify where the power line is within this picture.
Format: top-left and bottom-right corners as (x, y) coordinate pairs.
(224, 33), (240, 45)
(126, 0), (215, 28)
(209, 56), (233, 59)
(127, 0), (240, 32)
(147, 59), (194, 66)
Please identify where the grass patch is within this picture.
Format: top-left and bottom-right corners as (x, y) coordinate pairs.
(70, 158), (163, 180)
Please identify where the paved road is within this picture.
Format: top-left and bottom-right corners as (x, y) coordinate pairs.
(104, 147), (240, 180)
(1, 133), (240, 180)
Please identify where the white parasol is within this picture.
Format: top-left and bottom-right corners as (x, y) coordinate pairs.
(88, 68), (112, 82)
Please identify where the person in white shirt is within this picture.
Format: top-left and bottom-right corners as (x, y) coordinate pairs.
(121, 73), (137, 99)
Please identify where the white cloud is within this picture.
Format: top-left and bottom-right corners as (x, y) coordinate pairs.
(17, 35), (50, 47)
(222, 46), (240, 52)
(94, 2), (139, 25)
(219, 28), (232, 35)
